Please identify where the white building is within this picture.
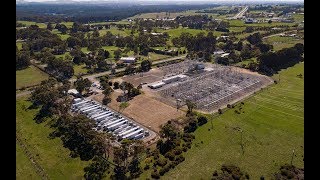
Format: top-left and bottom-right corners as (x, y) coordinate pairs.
(120, 57), (136, 63)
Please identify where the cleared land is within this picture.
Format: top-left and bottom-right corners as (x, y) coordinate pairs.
(264, 35), (304, 51)
(16, 97), (90, 179)
(164, 62), (304, 179)
(93, 90), (184, 133)
(16, 66), (49, 89)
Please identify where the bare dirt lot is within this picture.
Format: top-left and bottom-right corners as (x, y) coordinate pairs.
(92, 90), (185, 133)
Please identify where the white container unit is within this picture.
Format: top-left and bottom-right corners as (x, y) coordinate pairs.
(118, 127), (140, 137)
(122, 129), (143, 139)
(106, 120), (128, 131)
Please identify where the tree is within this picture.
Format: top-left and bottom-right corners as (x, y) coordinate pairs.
(74, 78), (92, 95)
(140, 60), (152, 72)
(47, 22), (53, 31)
(84, 156), (109, 180)
(128, 155), (142, 178)
(113, 82), (120, 89)
(16, 51), (30, 70)
(114, 49), (122, 60)
(102, 96), (112, 105)
(103, 85), (113, 97)
(197, 116), (208, 126)
(212, 164), (250, 180)
(247, 32), (262, 45)
(186, 99), (196, 115)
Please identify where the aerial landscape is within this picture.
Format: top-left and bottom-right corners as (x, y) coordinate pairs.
(16, 0), (304, 179)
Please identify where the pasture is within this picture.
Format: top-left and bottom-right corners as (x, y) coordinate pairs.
(16, 66), (49, 89)
(164, 62), (304, 179)
(16, 97), (90, 179)
(264, 35), (304, 51)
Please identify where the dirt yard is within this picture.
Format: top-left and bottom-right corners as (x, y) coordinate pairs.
(91, 90), (185, 133)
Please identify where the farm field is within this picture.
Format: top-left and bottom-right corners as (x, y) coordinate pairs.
(16, 142), (41, 180)
(228, 19), (295, 27)
(16, 66), (49, 89)
(16, 97), (90, 179)
(17, 21), (47, 28)
(264, 35), (304, 51)
(73, 64), (88, 76)
(164, 62), (304, 179)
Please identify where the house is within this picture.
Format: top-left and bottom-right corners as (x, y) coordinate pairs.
(221, 53), (230, 58)
(120, 57), (136, 63)
(68, 89), (81, 97)
(213, 50), (225, 56)
(245, 18), (255, 24)
(151, 32), (163, 36)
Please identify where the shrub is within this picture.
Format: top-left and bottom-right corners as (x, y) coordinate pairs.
(113, 81), (119, 89)
(151, 170), (160, 179)
(108, 81), (113, 86)
(182, 146), (188, 152)
(197, 116), (208, 126)
(165, 151), (175, 161)
(175, 154), (185, 163)
(144, 164), (150, 170)
(173, 147), (183, 155)
(227, 104), (231, 108)
(218, 109), (222, 114)
(156, 157), (168, 167)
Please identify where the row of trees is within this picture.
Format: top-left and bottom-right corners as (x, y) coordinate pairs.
(258, 43), (304, 74)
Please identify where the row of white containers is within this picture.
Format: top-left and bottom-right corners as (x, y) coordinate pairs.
(71, 98), (149, 141)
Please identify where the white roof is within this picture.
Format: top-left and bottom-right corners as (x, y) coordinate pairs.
(120, 57), (136, 61)
(150, 82), (166, 87)
(163, 74), (188, 81)
(221, 53), (230, 58)
(68, 89), (79, 94)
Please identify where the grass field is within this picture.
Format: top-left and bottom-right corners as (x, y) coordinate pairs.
(264, 35), (304, 51)
(16, 42), (23, 50)
(16, 97), (90, 179)
(164, 62), (304, 179)
(228, 19), (296, 27)
(17, 21), (47, 28)
(74, 64), (88, 76)
(16, 66), (49, 89)
(16, 142), (41, 180)
(54, 52), (71, 60)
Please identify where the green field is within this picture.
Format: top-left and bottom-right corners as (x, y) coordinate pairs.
(55, 52), (71, 59)
(228, 19), (295, 27)
(16, 97), (90, 179)
(264, 35), (304, 51)
(16, 66), (49, 89)
(16, 142), (41, 180)
(16, 42), (23, 50)
(164, 63), (304, 179)
(74, 64), (88, 76)
(98, 27), (132, 37)
(17, 21), (47, 28)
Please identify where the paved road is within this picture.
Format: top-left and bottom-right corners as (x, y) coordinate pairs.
(231, 6), (248, 19)
(16, 55), (187, 98)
